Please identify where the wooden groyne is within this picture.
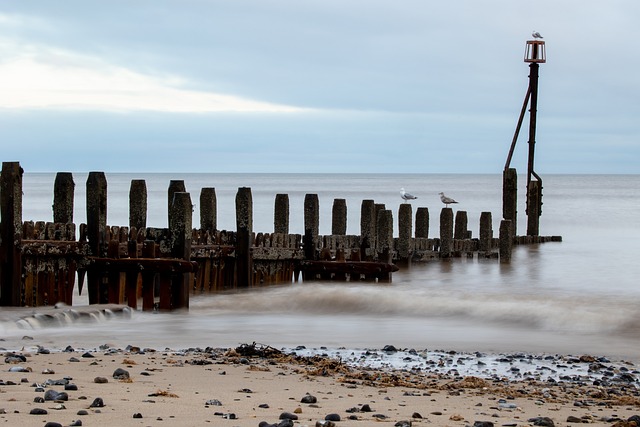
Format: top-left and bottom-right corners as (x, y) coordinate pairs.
(0, 162), (561, 310)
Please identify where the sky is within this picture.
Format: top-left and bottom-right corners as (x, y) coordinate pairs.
(1, 1), (639, 174)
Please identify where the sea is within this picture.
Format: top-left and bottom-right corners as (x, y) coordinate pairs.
(2, 173), (639, 362)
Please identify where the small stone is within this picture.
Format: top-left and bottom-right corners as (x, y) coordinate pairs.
(44, 390), (69, 401)
(29, 408), (48, 415)
(33, 397), (45, 403)
(69, 421), (82, 427)
(89, 397), (105, 408)
(360, 404), (373, 412)
(412, 412), (423, 419)
(77, 410), (89, 416)
(473, 422), (494, 427)
(528, 417), (555, 427)
(133, 413), (143, 418)
(280, 412), (298, 420)
(81, 352), (94, 358)
(113, 368), (130, 380)
(258, 403), (269, 408)
(301, 394), (317, 404)
(395, 422), (412, 427)
(205, 399), (222, 406)
(94, 377), (108, 384)
(325, 413), (341, 421)
(43, 422), (62, 427)
(65, 384), (78, 391)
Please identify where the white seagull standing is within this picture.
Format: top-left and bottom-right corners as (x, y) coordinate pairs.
(532, 31), (543, 39)
(439, 192), (458, 207)
(400, 188), (417, 203)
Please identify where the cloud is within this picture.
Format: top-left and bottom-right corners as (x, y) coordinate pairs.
(0, 38), (304, 113)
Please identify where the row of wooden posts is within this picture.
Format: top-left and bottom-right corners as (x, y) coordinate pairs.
(1, 162), (560, 311)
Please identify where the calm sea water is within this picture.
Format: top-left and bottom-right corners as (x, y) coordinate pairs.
(2, 173), (640, 360)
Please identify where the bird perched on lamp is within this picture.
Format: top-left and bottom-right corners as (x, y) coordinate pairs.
(532, 31), (543, 39)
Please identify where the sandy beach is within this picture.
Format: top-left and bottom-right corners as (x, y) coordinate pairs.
(1, 340), (639, 427)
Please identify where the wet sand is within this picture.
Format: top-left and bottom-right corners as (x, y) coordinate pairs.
(1, 341), (639, 427)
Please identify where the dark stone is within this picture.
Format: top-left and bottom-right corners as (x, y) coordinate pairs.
(44, 423), (62, 427)
(301, 394), (317, 404)
(205, 399), (222, 406)
(412, 412), (423, 419)
(94, 377), (108, 384)
(628, 416), (640, 424)
(77, 410), (89, 415)
(65, 384), (78, 391)
(258, 403), (270, 408)
(69, 421), (82, 426)
(33, 397), (45, 403)
(29, 408), (48, 415)
(279, 412), (298, 420)
(277, 420), (294, 427)
(44, 390), (69, 401)
(113, 368), (130, 379)
(382, 345), (398, 353)
(89, 397), (105, 408)
(133, 413), (143, 418)
(81, 352), (94, 358)
(473, 422), (494, 427)
(360, 404), (373, 412)
(566, 416), (582, 423)
(325, 413), (341, 421)
(528, 417), (555, 427)
(395, 422), (412, 427)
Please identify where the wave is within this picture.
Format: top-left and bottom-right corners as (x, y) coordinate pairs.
(189, 283), (640, 338)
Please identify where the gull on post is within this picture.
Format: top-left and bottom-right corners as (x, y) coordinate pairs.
(400, 188), (417, 203)
(532, 31), (543, 39)
(439, 192), (458, 207)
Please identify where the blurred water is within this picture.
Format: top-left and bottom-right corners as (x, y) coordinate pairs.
(5, 173), (639, 359)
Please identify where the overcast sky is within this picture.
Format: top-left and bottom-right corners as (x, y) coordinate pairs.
(1, 1), (638, 173)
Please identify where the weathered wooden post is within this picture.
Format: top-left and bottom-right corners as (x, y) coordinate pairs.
(86, 172), (108, 304)
(303, 194), (319, 262)
(439, 208), (453, 258)
(168, 180), (186, 225)
(397, 204), (413, 263)
(129, 179), (147, 230)
(168, 192), (192, 309)
(360, 200), (375, 260)
(502, 168), (517, 236)
(141, 240), (157, 311)
(479, 212), (493, 254)
(376, 209), (393, 281)
(236, 187), (253, 288)
(499, 219), (513, 262)
(415, 207), (429, 239)
(53, 172), (74, 224)
(454, 210), (468, 240)
(0, 162), (23, 306)
(527, 181), (542, 236)
(332, 198), (347, 235)
(200, 187), (216, 233)
(274, 193), (289, 234)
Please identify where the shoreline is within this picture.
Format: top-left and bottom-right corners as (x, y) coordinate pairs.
(2, 341), (639, 427)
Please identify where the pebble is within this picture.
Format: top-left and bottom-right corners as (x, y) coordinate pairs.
(279, 412), (298, 420)
(94, 377), (108, 383)
(301, 393), (317, 403)
(89, 397), (105, 408)
(43, 423), (62, 427)
(113, 368), (130, 379)
(324, 413), (341, 421)
(44, 390), (69, 401)
(29, 408), (48, 415)
(69, 421), (82, 426)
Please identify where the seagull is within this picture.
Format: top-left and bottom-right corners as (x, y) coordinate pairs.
(400, 188), (417, 203)
(532, 31), (543, 39)
(439, 192), (458, 207)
